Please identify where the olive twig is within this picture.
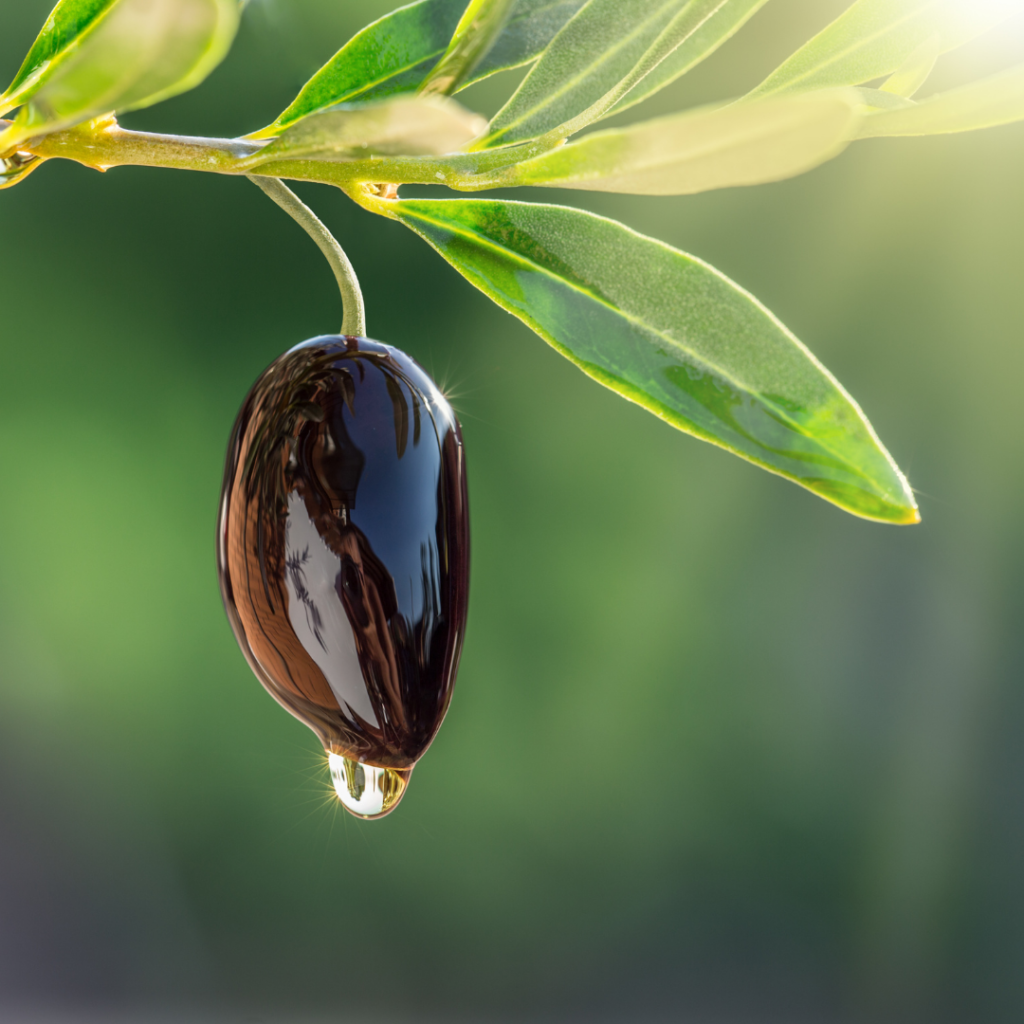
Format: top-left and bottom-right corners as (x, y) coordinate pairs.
(247, 174), (366, 337)
(20, 121), (557, 192)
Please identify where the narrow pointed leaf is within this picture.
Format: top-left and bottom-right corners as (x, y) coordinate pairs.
(250, 0), (466, 140)
(748, 0), (1016, 99)
(859, 62), (1024, 136)
(509, 91), (859, 194)
(252, 0), (584, 139)
(604, 0), (770, 119)
(386, 198), (917, 523)
(420, 0), (517, 96)
(240, 96), (486, 169)
(468, 0), (586, 83)
(479, 0), (733, 149)
(0, 0), (238, 152)
(880, 32), (940, 98)
(0, 0), (116, 116)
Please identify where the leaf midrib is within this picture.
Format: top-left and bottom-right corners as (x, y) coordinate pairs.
(490, 0), (685, 139)
(555, 0), (730, 136)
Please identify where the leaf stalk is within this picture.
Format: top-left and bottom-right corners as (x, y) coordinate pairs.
(247, 175), (366, 337)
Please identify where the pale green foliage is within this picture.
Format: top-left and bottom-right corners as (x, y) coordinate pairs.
(8, 0), (1024, 522)
(879, 33), (941, 98)
(467, 0), (586, 83)
(480, 0), (735, 148)
(602, 0), (770, 119)
(508, 91), (860, 194)
(748, 0), (1017, 98)
(0, 0), (238, 151)
(859, 62), (1024, 136)
(0, 0), (116, 115)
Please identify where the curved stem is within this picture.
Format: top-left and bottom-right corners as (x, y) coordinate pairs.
(247, 174), (366, 337)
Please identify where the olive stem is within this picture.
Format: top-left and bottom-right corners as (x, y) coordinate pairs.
(17, 120), (555, 191)
(247, 175), (366, 337)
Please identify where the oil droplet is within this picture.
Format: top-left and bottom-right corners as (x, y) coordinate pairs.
(329, 753), (411, 819)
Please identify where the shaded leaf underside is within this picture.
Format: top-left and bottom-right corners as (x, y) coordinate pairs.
(243, 96), (486, 167)
(0, 0), (117, 114)
(1, 0), (239, 151)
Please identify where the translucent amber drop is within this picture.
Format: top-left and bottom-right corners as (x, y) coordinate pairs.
(217, 336), (469, 817)
(328, 754), (411, 819)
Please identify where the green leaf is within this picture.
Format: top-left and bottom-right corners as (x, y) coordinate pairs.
(239, 96), (486, 169)
(508, 91), (859, 194)
(0, 0), (239, 152)
(748, 0), (1017, 99)
(251, 0), (584, 140)
(0, 0), (116, 116)
(386, 197), (917, 523)
(879, 32), (940, 98)
(420, 0), (517, 96)
(251, 0), (465, 140)
(468, 0), (587, 83)
(478, 0), (736, 149)
(603, 0), (770, 119)
(858, 62), (1024, 136)
(109, 0), (238, 111)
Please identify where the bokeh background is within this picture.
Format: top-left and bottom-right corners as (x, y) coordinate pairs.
(2, 1), (1024, 1021)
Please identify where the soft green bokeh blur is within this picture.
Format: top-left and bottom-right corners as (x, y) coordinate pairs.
(2, 1), (1023, 1021)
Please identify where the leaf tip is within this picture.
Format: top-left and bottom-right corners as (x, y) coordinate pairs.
(878, 495), (921, 526)
(805, 470), (920, 526)
(889, 468), (921, 525)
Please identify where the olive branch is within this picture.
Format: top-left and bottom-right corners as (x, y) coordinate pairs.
(4, 0), (1023, 524)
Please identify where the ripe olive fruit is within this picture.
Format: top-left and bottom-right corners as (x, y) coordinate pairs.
(217, 336), (469, 818)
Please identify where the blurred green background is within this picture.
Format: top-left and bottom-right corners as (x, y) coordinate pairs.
(2, 1), (1024, 1021)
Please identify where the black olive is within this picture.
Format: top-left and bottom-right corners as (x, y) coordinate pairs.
(217, 336), (469, 818)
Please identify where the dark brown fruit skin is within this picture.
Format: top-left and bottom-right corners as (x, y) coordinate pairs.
(217, 336), (469, 769)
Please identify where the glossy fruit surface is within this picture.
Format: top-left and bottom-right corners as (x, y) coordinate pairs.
(218, 336), (469, 790)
